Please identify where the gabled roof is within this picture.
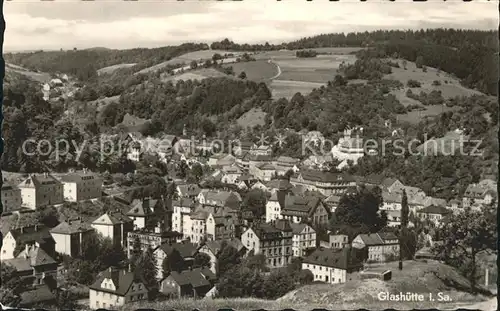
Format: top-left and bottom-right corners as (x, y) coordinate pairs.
(177, 184), (201, 197)
(92, 212), (133, 225)
(289, 223), (314, 235)
(199, 238), (245, 255)
(168, 268), (215, 288)
(355, 232), (398, 246)
(297, 169), (353, 184)
(19, 285), (56, 306)
(9, 225), (54, 245)
(250, 220), (291, 240)
(50, 219), (93, 235)
(302, 247), (363, 270)
(59, 171), (102, 183)
(89, 268), (143, 296)
(18, 174), (61, 188)
(266, 178), (292, 191)
(382, 191), (402, 204)
(282, 195), (326, 217)
(127, 199), (157, 217)
(257, 163), (276, 171)
(276, 156), (300, 165)
(156, 242), (198, 258)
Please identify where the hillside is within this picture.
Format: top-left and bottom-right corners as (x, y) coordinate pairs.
(116, 260), (494, 311)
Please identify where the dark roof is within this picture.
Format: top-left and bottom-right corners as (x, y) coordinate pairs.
(60, 171), (102, 183)
(10, 225), (55, 245)
(251, 220), (292, 240)
(157, 242), (198, 258)
(282, 195), (325, 217)
(89, 268), (145, 296)
(417, 205), (451, 215)
(200, 238), (245, 255)
(356, 233), (398, 246)
(177, 184), (202, 197)
(297, 170), (353, 183)
(302, 248), (364, 270)
(50, 219), (93, 235)
(127, 199), (157, 217)
(18, 174), (61, 188)
(92, 211), (133, 225)
(266, 178), (292, 191)
(167, 268), (214, 288)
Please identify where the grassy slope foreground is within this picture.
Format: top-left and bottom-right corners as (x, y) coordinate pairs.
(119, 260), (494, 311)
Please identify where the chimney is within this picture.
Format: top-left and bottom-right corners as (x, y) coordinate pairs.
(108, 266), (113, 273)
(128, 264), (132, 273)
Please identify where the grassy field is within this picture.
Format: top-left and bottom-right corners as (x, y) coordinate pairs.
(224, 60), (279, 83)
(236, 107), (267, 128)
(270, 79), (324, 99)
(87, 95), (121, 112)
(6, 63), (51, 83)
(161, 68), (231, 83)
(97, 63), (136, 75)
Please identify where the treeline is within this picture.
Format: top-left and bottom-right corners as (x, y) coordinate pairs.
(3, 43), (208, 81)
(295, 50), (318, 58)
(100, 77), (272, 136)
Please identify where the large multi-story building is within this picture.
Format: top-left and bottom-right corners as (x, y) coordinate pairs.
(352, 232), (400, 262)
(18, 174), (64, 209)
(290, 170), (355, 197)
(281, 195), (330, 226)
(197, 238), (246, 275)
(241, 219), (293, 268)
(127, 229), (183, 259)
(153, 242), (198, 279)
(265, 190), (287, 223)
(89, 267), (149, 309)
(91, 211), (134, 248)
(289, 223), (316, 257)
(59, 170), (103, 202)
(172, 198), (196, 238)
(1, 180), (22, 213)
(302, 247), (364, 284)
(50, 219), (95, 257)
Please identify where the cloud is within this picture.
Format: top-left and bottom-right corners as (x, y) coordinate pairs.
(4, 0), (498, 51)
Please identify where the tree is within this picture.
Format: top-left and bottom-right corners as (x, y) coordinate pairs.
(243, 189), (267, 219)
(194, 252), (211, 269)
(401, 189), (409, 227)
(56, 289), (77, 310)
(332, 74), (347, 87)
(238, 71), (247, 80)
(162, 248), (185, 278)
(190, 60), (198, 70)
(402, 60), (408, 70)
(298, 269), (314, 285)
(262, 269), (296, 299)
(415, 56), (424, 68)
(135, 246), (158, 289)
(432, 203), (497, 292)
(216, 242), (241, 277)
(330, 185), (387, 240)
(130, 237), (142, 267)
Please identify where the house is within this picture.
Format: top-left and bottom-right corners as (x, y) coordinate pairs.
(190, 209), (210, 244)
(274, 156), (300, 175)
(59, 169), (103, 202)
(153, 242), (198, 279)
(265, 178), (293, 194)
(248, 154), (274, 175)
(197, 238), (246, 274)
(127, 229), (183, 259)
(324, 194), (342, 213)
(462, 179), (498, 208)
(290, 170), (355, 196)
(249, 144), (272, 156)
(3, 246), (58, 288)
(329, 234), (349, 249)
(233, 140), (256, 156)
(289, 223), (316, 257)
(1, 180), (22, 213)
(380, 178), (405, 193)
(18, 173), (64, 209)
(89, 267), (149, 309)
(253, 163), (277, 182)
(197, 190), (241, 209)
(1, 225), (56, 260)
(265, 190), (287, 223)
(91, 211), (134, 248)
(221, 165), (243, 184)
(160, 267), (216, 298)
(330, 128), (365, 167)
(416, 205), (452, 226)
(50, 219), (94, 257)
(241, 219), (293, 268)
(381, 191), (402, 211)
(281, 195), (330, 226)
(126, 197), (172, 231)
(126, 140), (142, 162)
(206, 207), (237, 241)
(217, 154), (236, 167)
(302, 247), (364, 284)
(177, 184), (202, 199)
(172, 198), (196, 238)
(352, 232), (400, 262)
(18, 285), (56, 308)
(251, 181), (268, 192)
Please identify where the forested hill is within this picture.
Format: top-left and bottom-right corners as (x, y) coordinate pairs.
(3, 43), (208, 81)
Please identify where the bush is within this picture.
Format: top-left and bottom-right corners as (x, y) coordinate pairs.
(407, 79), (422, 88)
(432, 80), (441, 86)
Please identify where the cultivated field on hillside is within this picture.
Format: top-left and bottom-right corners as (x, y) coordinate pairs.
(161, 68), (230, 83)
(236, 107), (267, 128)
(270, 79), (324, 99)
(97, 63), (136, 75)
(224, 60), (279, 83)
(6, 63), (51, 83)
(87, 95), (121, 111)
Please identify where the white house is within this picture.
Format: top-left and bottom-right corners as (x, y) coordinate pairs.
(301, 248), (364, 284)
(60, 169), (103, 202)
(18, 173), (64, 209)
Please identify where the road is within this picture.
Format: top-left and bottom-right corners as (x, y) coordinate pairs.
(269, 58), (282, 80)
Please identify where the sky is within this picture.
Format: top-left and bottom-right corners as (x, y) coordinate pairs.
(3, 0), (498, 51)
